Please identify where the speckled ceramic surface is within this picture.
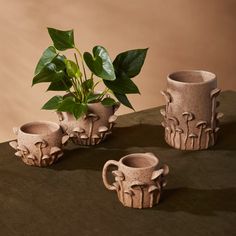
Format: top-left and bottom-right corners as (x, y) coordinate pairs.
(9, 121), (65, 167)
(57, 102), (119, 146)
(160, 70), (223, 150)
(102, 153), (169, 209)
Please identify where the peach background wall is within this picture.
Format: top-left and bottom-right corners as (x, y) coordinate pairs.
(0, 0), (235, 142)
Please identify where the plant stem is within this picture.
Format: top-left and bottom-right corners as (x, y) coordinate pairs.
(75, 47), (87, 81)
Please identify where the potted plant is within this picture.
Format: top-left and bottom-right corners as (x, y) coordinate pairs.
(32, 27), (148, 145)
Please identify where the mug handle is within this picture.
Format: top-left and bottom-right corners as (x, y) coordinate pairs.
(102, 160), (119, 191)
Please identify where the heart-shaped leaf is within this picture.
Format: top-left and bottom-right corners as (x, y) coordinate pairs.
(32, 63), (65, 85)
(47, 76), (73, 91)
(113, 48), (148, 78)
(47, 28), (75, 51)
(84, 46), (116, 81)
(83, 52), (103, 75)
(42, 96), (63, 110)
(34, 46), (57, 75)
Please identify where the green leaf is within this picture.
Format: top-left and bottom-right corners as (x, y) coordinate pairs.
(93, 46), (116, 81)
(47, 28), (75, 51)
(82, 79), (94, 91)
(65, 60), (82, 78)
(84, 46), (116, 81)
(32, 63), (65, 85)
(73, 103), (88, 119)
(83, 52), (103, 75)
(113, 48), (148, 78)
(47, 76), (73, 91)
(42, 96), (63, 110)
(57, 97), (87, 119)
(114, 92), (134, 110)
(104, 73), (140, 94)
(101, 97), (117, 106)
(57, 97), (76, 113)
(34, 46), (57, 75)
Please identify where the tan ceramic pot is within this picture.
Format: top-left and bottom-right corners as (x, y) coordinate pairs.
(57, 102), (120, 146)
(160, 70), (223, 150)
(102, 153), (169, 209)
(9, 121), (65, 167)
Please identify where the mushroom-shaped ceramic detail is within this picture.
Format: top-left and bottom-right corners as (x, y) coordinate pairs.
(50, 146), (63, 161)
(62, 134), (70, 145)
(80, 134), (89, 145)
(13, 127), (18, 135)
(9, 140), (18, 150)
(205, 128), (213, 148)
(216, 112), (224, 120)
(195, 121), (207, 149)
(182, 112), (194, 149)
(124, 189), (135, 207)
(112, 170), (125, 202)
(189, 133), (198, 149)
(91, 134), (100, 145)
(161, 90), (172, 115)
(160, 109), (166, 117)
(85, 113), (100, 141)
(210, 88), (221, 128)
(165, 126), (171, 143)
(108, 115), (117, 129)
(168, 116), (179, 146)
(56, 111), (64, 121)
(98, 126), (109, 141)
(27, 154), (37, 165)
(148, 185), (159, 207)
(72, 127), (85, 139)
(17, 145), (29, 157)
(130, 181), (147, 209)
(175, 127), (184, 149)
(34, 139), (47, 167)
(151, 169), (164, 181)
(162, 164), (169, 176)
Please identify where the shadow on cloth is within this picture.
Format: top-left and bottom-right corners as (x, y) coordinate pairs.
(50, 124), (168, 171)
(214, 122), (236, 150)
(155, 187), (236, 215)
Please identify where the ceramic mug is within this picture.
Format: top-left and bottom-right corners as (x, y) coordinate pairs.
(102, 153), (169, 209)
(160, 70), (223, 150)
(9, 121), (66, 167)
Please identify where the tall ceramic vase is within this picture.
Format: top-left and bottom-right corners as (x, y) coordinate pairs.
(160, 70), (223, 150)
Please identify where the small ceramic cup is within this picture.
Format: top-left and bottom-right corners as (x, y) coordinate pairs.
(102, 153), (169, 209)
(9, 121), (65, 167)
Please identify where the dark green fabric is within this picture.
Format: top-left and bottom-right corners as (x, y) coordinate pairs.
(0, 91), (235, 236)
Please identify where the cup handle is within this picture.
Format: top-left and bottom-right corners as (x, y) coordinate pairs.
(102, 160), (119, 191)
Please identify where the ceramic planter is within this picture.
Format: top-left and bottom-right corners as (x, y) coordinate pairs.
(57, 102), (120, 146)
(160, 70), (223, 150)
(102, 153), (169, 209)
(9, 121), (66, 167)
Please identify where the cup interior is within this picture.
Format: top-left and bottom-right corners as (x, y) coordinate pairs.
(121, 154), (157, 168)
(20, 121), (59, 135)
(168, 70), (215, 84)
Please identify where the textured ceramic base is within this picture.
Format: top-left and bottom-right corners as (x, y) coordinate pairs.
(58, 102), (119, 146)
